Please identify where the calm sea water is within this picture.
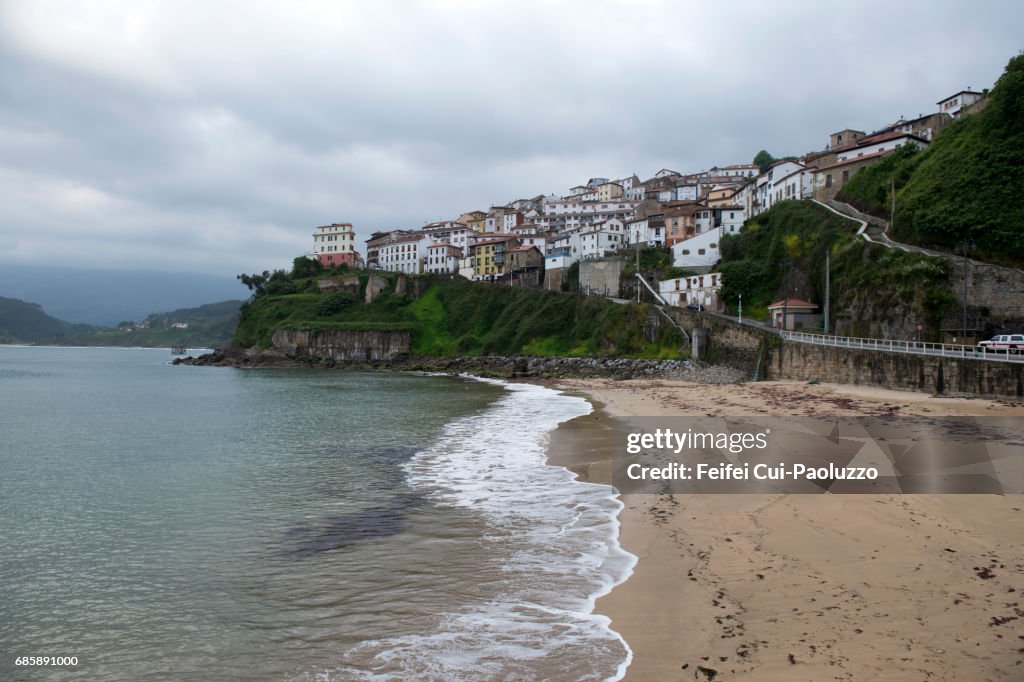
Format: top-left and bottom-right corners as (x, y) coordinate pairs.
(0, 347), (634, 681)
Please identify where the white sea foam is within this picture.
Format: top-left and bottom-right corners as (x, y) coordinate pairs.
(325, 378), (637, 681)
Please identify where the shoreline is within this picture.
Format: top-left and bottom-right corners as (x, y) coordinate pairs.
(547, 379), (1024, 680)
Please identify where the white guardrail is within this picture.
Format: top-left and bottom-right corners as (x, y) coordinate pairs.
(781, 331), (1024, 364)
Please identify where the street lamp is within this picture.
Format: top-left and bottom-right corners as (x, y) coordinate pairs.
(957, 239), (976, 342)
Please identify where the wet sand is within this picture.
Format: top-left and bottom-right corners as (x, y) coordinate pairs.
(547, 380), (1024, 681)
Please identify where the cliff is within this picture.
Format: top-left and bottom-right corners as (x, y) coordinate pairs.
(233, 273), (686, 359)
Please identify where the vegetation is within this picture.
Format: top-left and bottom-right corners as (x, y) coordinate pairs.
(233, 269), (686, 358)
(838, 54), (1024, 266)
(753, 150), (775, 173)
(0, 297), (95, 344)
(718, 201), (955, 337)
(34, 300), (244, 348)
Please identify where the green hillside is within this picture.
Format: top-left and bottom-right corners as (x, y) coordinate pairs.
(838, 54), (1024, 265)
(39, 300), (243, 348)
(0, 296), (94, 343)
(718, 201), (955, 339)
(234, 268), (684, 359)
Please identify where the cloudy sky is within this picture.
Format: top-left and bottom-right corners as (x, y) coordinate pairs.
(1, 0), (1020, 276)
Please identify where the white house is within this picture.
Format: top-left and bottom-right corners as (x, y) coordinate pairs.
(545, 249), (573, 271)
(937, 90), (983, 118)
(659, 272), (724, 310)
(835, 132), (928, 163)
(626, 216), (665, 247)
(758, 160), (810, 212)
(714, 205), (746, 233)
(502, 211), (524, 232)
(424, 243), (462, 274)
(378, 234), (428, 274)
(710, 164), (759, 178)
(675, 183), (699, 201)
(578, 218), (626, 260)
(312, 222), (359, 268)
(671, 228), (731, 272)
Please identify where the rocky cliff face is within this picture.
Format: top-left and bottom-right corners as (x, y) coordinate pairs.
(271, 329), (411, 362)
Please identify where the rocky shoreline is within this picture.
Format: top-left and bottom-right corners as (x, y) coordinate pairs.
(174, 346), (747, 382)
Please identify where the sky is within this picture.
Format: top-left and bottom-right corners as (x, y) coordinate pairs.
(0, 0), (1021, 276)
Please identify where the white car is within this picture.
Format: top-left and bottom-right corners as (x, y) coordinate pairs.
(977, 334), (1024, 354)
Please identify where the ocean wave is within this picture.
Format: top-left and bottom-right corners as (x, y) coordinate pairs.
(320, 379), (636, 682)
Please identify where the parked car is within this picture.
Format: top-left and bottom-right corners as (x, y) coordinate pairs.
(686, 303), (704, 312)
(977, 334), (1024, 353)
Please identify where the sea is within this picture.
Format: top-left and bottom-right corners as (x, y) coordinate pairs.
(0, 346), (635, 681)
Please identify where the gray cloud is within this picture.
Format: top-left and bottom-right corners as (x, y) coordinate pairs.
(1, 0), (1021, 275)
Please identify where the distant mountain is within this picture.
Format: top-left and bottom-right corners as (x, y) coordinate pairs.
(0, 264), (247, 326)
(37, 300), (245, 349)
(0, 297), (95, 343)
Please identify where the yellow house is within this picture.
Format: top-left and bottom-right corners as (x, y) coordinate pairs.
(471, 236), (520, 280)
(706, 186), (739, 207)
(457, 211), (487, 233)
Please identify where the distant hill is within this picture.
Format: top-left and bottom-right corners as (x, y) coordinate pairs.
(0, 264), (247, 326)
(38, 300), (245, 349)
(0, 297), (95, 343)
(838, 54), (1024, 266)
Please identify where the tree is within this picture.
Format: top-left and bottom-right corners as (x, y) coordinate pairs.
(753, 150), (775, 173)
(237, 271), (271, 297)
(291, 255), (323, 279)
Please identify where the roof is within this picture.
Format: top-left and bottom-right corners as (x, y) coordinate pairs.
(814, 147), (895, 171)
(509, 245), (541, 254)
(768, 299), (818, 310)
(473, 235), (519, 245)
(937, 90), (984, 104)
(768, 158), (804, 170)
(853, 130), (928, 148)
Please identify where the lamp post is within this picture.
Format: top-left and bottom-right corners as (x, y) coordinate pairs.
(958, 239), (976, 342)
(738, 293), (743, 325)
(778, 258), (791, 331)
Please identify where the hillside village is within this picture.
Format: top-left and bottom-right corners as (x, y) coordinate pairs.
(308, 87), (990, 329)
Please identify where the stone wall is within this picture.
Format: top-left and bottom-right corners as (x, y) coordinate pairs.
(766, 342), (1023, 399)
(665, 307), (775, 373)
(271, 329), (411, 362)
(948, 259), (1024, 321)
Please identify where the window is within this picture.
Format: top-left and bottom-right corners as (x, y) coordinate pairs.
(682, 249), (690, 255)
(698, 249), (706, 255)
(825, 174), (833, 188)
(842, 170), (850, 182)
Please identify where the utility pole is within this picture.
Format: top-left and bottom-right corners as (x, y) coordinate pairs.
(824, 248), (830, 335)
(635, 235), (641, 303)
(891, 177), (896, 233)
(738, 293), (743, 325)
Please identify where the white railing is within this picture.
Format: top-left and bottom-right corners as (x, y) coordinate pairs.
(781, 330), (1024, 364)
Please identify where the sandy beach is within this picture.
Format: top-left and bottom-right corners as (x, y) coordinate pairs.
(548, 380), (1024, 681)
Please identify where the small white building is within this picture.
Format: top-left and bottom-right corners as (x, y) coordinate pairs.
(937, 90), (984, 118)
(659, 272), (724, 310)
(671, 228), (730, 271)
